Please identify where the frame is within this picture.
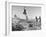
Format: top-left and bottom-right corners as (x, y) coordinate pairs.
(5, 1), (45, 36)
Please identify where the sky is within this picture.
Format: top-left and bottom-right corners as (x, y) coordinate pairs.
(12, 6), (41, 20)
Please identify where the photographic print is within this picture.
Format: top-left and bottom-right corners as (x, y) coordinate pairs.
(12, 6), (41, 31)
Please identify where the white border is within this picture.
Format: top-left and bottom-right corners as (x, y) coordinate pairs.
(6, 1), (45, 35)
